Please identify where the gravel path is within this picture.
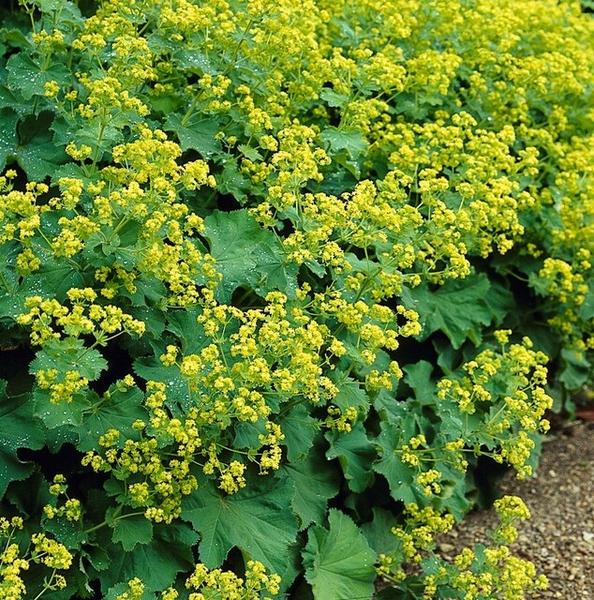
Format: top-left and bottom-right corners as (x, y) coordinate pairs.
(440, 421), (594, 598)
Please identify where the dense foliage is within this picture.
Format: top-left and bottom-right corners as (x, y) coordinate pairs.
(0, 0), (593, 598)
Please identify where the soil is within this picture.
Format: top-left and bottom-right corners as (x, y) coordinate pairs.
(439, 420), (594, 598)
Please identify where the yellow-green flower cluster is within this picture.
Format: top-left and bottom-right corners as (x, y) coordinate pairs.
(401, 337), (554, 482)
(84, 290), (348, 508)
(193, 290), (338, 405)
(116, 578), (145, 600)
(117, 559), (280, 600)
(0, 516), (72, 600)
(82, 385), (200, 524)
(100, 128), (218, 306)
(184, 560), (281, 600)
(443, 547), (548, 600)
(491, 495), (531, 545)
(43, 475), (82, 523)
(379, 496), (547, 599)
(390, 505), (455, 568)
(17, 288), (145, 346)
(0, 181), (48, 246)
(324, 406), (359, 433)
(0, 517), (28, 600)
(407, 496), (548, 600)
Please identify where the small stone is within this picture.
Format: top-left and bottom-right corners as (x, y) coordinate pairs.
(582, 531), (594, 543)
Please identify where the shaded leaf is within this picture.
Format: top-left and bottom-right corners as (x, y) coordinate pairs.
(282, 450), (340, 529)
(361, 507), (401, 555)
(0, 385), (45, 496)
(279, 404), (318, 462)
(325, 423), (375, 493)
(403, 361), (434, 403)
(319, 88), (349, 108)
(100, 522), (198, 593)
(579, 287), (594, 320)
(372, 415), (419, 504)
(0, 108), (18, 171)
(559, 348), (590, 390)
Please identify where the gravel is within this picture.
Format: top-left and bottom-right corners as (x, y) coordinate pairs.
(439, 420), (594, 598)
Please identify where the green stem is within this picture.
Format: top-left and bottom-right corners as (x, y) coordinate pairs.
(83, 508), (145, 536)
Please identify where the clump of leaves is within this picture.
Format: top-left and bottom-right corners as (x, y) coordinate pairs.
(0, 0), (592, 598)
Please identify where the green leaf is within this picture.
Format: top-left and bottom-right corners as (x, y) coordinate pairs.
(281, 449), (340, 529)
(325, 423), (375, 493)
(320, 127), (368, 161)
(52, 116), (124, 162)
(0, 386), (45, 496)
(30, 260), (86, 300)
(319, 127), (369, 177)
(42, 514), (87, 549)
(111, 514), (153, 551)
(79, 387), (147, 452)
(361, 508), (401, 555)
(6, 52), (69, 101)
(216, 160), (251, 203)
(332, 374), (370, 416)
(0, 29), (30, 54)
(35, 0), (68, 11)
(319, 88), (350, 108)
(29, 338), (108, 381)
(32, 388), (88, 429)
(404, 274), (501, 348)
(0, 260), (85, 321)
(105, 583), (155, 600)
(483, 279), (514, 324)
(17, 113), (68, 179)
(164, 113), (221, 157)
(0, 108), (18, 171)
(279, 404), (319, 462)
(132, 357), (191, 410)
(165, 307), (207, 353)
(239, 143), (263, 161)
(100, 522), (198, 593)
(403, 361), (434, 403)
(579, 287), (594, 320)
(559, 348), (590, 390)
(175, 48), (217, 73)
(372, 417), (419, 504)
(28, 339), (106, 428)
(5, 471), (51, 521)
(181, 476), (298, 579)
(16, 134), (67, 180)
(233, 420), (266, 449)
(204, 209), (297, 302)
(303, 509), (377, 600)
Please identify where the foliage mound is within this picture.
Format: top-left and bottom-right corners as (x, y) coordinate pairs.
(0, 0), (593, 598)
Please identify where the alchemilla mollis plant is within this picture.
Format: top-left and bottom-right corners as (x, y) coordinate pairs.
(0, 0), (592, 598)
